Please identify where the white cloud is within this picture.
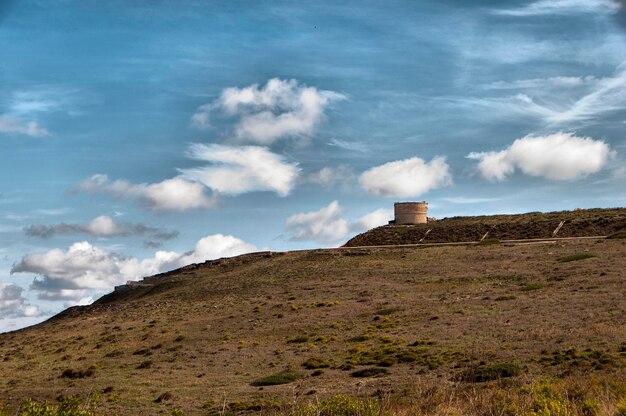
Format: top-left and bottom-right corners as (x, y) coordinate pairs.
(24, 215), (178, 240)
(0, 117), (50, 137)
(285, 201), (350, 244)
(75, 175), (217, 212)
(351, 208), (393, 231)
(495, 0), (619, 16)
(11, 234), (257, 302)
(174, 234), (258, 265)
(359, 156), (452, 198)
(307, 165), (356, 189)
(467, 132), (614, 181)
(179, 144), (300, 197)
(0, 283), (42, 318)
(191, 78), (344, 144)
(285, 201), (392, 244)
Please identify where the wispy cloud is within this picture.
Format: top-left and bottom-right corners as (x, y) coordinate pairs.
(0, 117), (50, 137)
(0, 87), (78, 138)
(328, 138), (369, 153)
(457, 66), (626, 126)
(494, 0), (619, 16)
(442, 197), (501, 204)
(24, 215), (178, 240)
(306, 165), (357, 190)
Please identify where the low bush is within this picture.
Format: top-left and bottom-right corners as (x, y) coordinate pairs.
(60, 368), (94, 379)
(521, 283), (545, 291)
(479, 239), (501, 245)
(250, 370), (302, 386)
(558, 253), (597, 262)
(19, 396), (98, 416)
(287, 335), (309, 344)
(280, 395), (381, 416)
(459, 362), (520, 382)
(350, 367), (389, 378)
(495, 295), (517, 301)
(302, 357), (331, 369)
(374, 307), (400, 316)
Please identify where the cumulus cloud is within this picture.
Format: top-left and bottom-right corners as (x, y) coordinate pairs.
(74, 175), (216, 212)
(24, 215), (178, 240)
(467, 132), (614, 181)
(0, 117), (50, 137)
(0, 283), (42, 318)
(191, 78), (344, 144)
(495, 0), (619, 16)
(11, 234), (257, 301)
(179, 144), (300, 197)
(173, 234), (258, 266)
(359, 156), (452, 198)
(285, 201), (392, 244)
(286, 201), (349, 244)
(351, 208), (394, 231)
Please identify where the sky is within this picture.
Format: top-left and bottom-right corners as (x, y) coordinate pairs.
(1, 0), (625, 332)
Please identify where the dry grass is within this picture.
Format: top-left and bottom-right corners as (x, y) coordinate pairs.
(345, 208), (626, 246)
(0, 237), (624, 415)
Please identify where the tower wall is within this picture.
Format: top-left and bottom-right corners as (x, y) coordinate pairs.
(394, 202), (428, 224)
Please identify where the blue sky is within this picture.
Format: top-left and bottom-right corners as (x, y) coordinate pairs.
(1, 0), (625, 331)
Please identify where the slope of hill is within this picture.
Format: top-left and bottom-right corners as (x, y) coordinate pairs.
(0, 237), (625, 415)
(344, 208), (626, 247)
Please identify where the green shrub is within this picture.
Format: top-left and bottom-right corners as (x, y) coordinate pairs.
(311, 395), (381, 416)
(558, 253), (597, 262)
(19, 396), (98, 416)
(459, 363), (520, 382)
(348, 334), (370, 342)
(303, 357), (331, 369)
(615, 398), (626, 416)
(495, 295), (517, 301)
(287, 335), (309, 344)
(374, 307), (400, 316)
(521, 283), (545, 292)
(60, 368), (94, 379)
(250, 370), (302, 386)
(0, 403), (11, 416)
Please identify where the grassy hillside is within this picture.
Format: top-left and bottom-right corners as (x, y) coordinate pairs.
(0, 237), (625, 415)
(344, 208), (626, 247)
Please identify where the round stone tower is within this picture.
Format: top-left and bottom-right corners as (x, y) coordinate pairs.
(394, 201), (428, 224)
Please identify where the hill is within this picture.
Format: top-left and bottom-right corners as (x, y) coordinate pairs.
(344, 208), (626, 247)
(0, 234), (625, 414)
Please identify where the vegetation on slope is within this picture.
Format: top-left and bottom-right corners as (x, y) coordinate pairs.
(344, 208), (626, 247)
(0, 238), (624, 415)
